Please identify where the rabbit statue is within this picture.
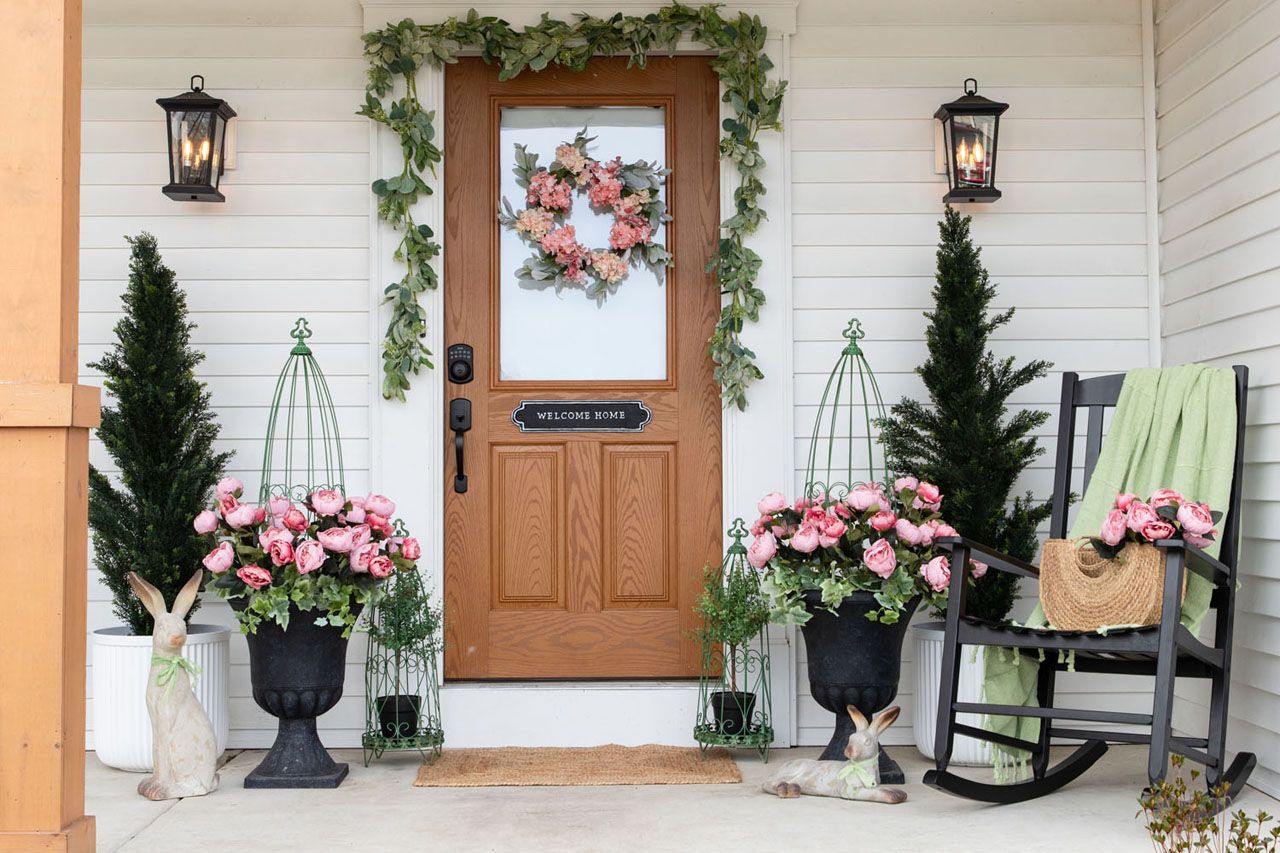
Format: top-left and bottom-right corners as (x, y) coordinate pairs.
(763, 705), (907, 804)
(128, 570), (220, 800)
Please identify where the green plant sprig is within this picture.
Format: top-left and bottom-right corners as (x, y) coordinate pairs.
(360, 4), (786, 408)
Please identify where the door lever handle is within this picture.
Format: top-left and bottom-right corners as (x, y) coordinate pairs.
(450, 398), (472, 493)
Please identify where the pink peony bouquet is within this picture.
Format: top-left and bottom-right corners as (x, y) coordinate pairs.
(195, 477), (422, 635)
(748, 476), (986, 625)
(1089, 488), (1221, 561)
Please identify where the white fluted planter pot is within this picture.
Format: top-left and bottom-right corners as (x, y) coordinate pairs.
(912, 622), (993, 767)
(92, 624), (230, 772)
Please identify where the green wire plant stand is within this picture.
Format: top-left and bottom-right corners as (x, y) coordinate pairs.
(259, 317), (346, 502)
(694, 519), (774, 762)
(362, 556), (444, 766)
(803, 317), (890, 501)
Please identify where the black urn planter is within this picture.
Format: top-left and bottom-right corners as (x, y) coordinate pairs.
(708, 690), (757, 736)
(235, 601), (361, 789)
(800, 590), (919, 784)
(375, 694), (422, 739)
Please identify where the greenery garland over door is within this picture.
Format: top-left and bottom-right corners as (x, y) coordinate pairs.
(360, 3), (786, 410)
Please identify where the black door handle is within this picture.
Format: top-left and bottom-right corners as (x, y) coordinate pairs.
(450, 398), (472, 493)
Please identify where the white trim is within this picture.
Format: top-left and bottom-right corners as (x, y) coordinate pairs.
(362, 1), (797, 747)
(1140, 0), (1163, 368)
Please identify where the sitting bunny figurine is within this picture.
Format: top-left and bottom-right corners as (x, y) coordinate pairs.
(763, 705), (907, 804)
(128, 570), (220, 800)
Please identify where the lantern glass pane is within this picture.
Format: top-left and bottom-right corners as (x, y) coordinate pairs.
(949, 114), (996, 189)
(169, 109), (216, 187)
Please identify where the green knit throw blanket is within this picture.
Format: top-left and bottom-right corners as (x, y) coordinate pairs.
(982, 365), (1238, 781)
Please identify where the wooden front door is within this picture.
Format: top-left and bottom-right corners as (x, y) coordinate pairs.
(442, 57), (721, 679)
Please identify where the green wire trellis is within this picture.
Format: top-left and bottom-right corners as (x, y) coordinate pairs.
(802, 318), (890, 501)
(694, 518), (774, 762)
(259, 318), (346, 502)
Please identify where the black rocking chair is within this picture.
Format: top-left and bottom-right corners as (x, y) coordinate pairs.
(923, 366), (1257, 806)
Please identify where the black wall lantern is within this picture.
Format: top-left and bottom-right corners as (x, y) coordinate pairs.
(157, 75), (236, 202)
(935, 79), (1007, 203)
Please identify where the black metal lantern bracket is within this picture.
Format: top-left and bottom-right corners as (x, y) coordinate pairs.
(933, 78), (1008, 204)
(156, 75), (237, 202)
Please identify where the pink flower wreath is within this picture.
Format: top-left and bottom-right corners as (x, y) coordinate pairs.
(499, 130), (671, 298)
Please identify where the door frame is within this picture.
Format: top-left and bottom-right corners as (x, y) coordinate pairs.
(361, 0), (798, 747)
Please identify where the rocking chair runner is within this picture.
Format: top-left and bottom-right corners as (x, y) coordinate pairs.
(923, 367), (1257, 805)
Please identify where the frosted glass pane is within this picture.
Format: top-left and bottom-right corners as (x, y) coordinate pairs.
(499, 106), (668, 381)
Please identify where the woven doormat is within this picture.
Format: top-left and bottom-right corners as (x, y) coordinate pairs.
(414, 745), (741, 787)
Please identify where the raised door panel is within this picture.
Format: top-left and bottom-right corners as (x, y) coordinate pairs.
(490, 445), (565, 608)
(602, 444), (676, 608)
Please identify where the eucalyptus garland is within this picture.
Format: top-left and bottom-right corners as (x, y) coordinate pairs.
(360, 3), (785, 409)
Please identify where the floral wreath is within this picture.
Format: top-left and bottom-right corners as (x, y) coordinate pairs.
(499, 130), (671, 299)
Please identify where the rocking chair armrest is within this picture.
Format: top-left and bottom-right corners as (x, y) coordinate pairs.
(935, 536), (1040, 579)
(1154, 539), (1231, 586)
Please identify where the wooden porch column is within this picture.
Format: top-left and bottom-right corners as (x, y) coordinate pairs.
(0, 1), (97, 851)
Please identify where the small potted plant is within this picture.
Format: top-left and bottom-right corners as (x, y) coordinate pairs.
(196, 484), (420, 788)
(695, 562), (769, 736)
(366, 563), (439, 740)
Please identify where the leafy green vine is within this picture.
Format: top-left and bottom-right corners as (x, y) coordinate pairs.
(360, 3), (785, 409)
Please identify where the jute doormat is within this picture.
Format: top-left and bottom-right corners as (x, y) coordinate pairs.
(414, 745), (741, 787)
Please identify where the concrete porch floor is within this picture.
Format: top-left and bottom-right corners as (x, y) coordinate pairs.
(89, 745), (1276, 852)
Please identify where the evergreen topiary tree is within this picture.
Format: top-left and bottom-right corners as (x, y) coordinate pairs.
(879, 207), (1053, 623)
(89, 234), (231, 635)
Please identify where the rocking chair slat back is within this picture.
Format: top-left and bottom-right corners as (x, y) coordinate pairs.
(1047, 366), (1248, 575)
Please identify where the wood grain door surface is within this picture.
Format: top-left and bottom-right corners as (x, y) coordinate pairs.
(443, 57), (721, 679)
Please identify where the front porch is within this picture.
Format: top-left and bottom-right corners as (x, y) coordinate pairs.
(94, 746), (1267, 852)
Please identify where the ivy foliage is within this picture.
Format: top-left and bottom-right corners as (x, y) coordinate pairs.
(360, 4), (786, 408)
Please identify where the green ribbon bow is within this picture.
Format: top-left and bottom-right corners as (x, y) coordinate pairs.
(837, 756), (878, 797)
(152, 653), (200, 695)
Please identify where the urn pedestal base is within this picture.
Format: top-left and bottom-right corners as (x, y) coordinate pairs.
(244, 718), (349, 789)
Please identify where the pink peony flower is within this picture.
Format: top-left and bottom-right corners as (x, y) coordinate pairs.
(259, 526), (291, 551)
(818, 514), (847, 548)
(922, 555), (951, 592)
(917, 520), (936, 546)
(267, 538), (294, 568)
(215, 477), (243, 500)
(1126, 501), (1158, 533)
(368, 555), (395, 579)
(401, 537), (422, 561)
(790, 523), (821, 554)
(217, 493), (239, 518)
(1150, 488), (1184, 509)
(294, 539), (325, 574)
(310, 488), (345, 517)
(893, 476), (919, 494)
(268, 496), (291, 521)
(223, 502), (258, 529)
(282, 506), (308, 533)
(1141, 519), (1177, 542)
(970, 560), (988, 579)
(1100, 509), (1128, 547)
(863, 538), (897, 579)
(757, 492), (788, 515)
(202, 541), (234, 574)
(870, 510), (897, 532)
(933, 522), (958, 539)
(253, 505), (268, 526)
(747, 532), (778, 569)
(193, 510), (218, 535)
(365, 494), (396, 517)
(237, 565), (272, 590)
(317, 526), (356, 553)
(344, 496), (366, 524)
(350, 523), (373, 551)
(894, 518), (923, 546)
(350, 542), (379, 574)
(1115, 492), (1139, 512)
(1176, 501), (1214, 536)
(1184, 531), (1213, 549)
(915, 482), (943, 509)
(846, 483), (885, 513)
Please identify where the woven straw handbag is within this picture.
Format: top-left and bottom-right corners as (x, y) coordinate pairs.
(1039, 538), (1187, 631)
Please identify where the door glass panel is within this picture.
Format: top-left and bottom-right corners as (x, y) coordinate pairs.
(498, 106), (668, 382)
